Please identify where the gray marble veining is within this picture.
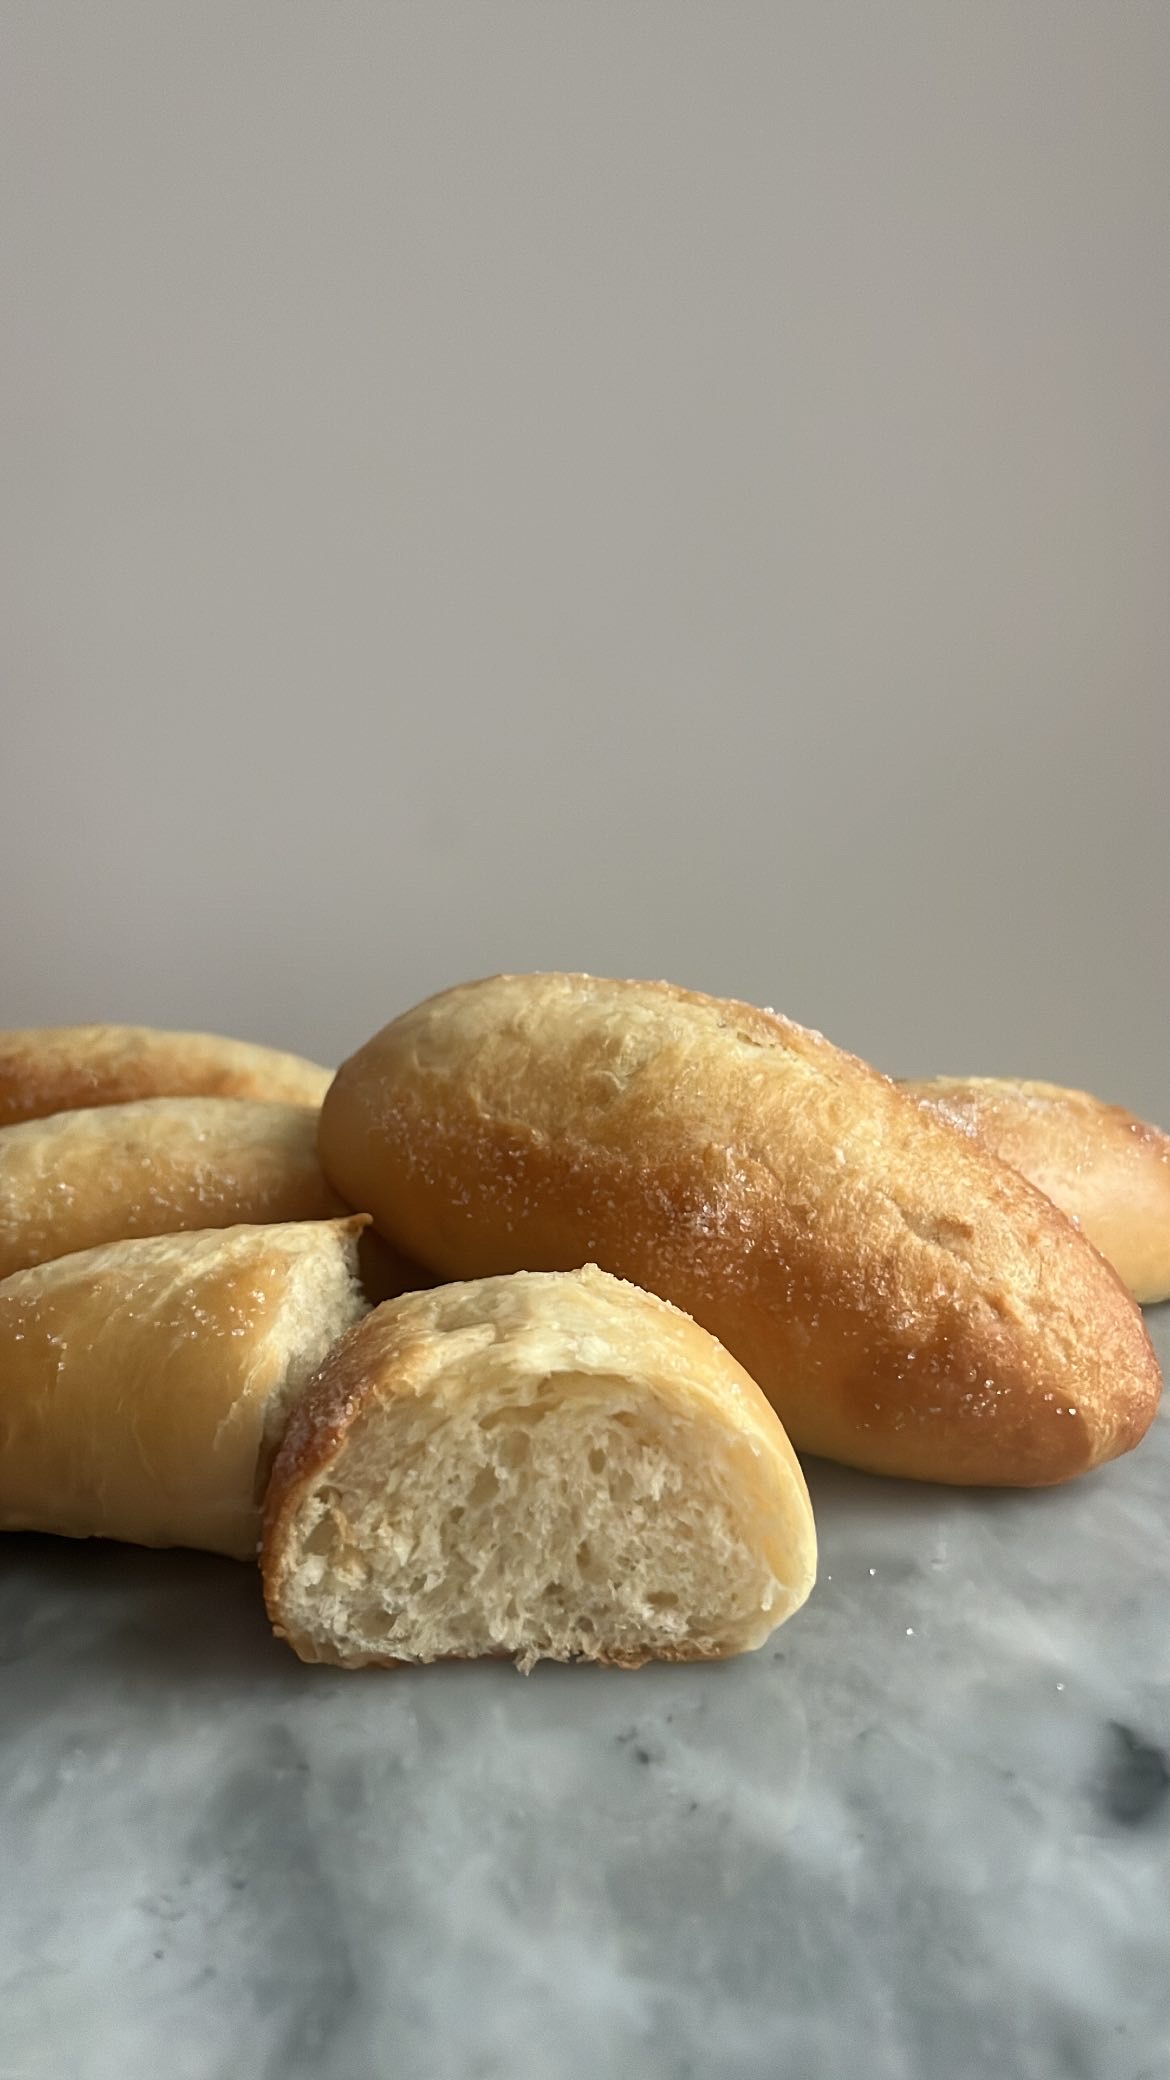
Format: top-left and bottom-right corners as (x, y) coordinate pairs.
(2, 1313), (1168, 2080)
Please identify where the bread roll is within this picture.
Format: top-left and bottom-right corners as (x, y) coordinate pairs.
(354, 1228), (438, 1306)
(263, 1264), (816, 1670)
(318, 974), (1161, 1487)
(0, 1218), (368, 1558)
(0, 1024), (330, 1127)
(901, 1076), (1170, 1306)
(0, 1099), (349, 1279)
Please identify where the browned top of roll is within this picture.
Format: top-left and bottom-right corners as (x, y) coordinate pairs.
(0, 1098), (348, 1280)
(319, 973), (1162, 1488)
(0, 1023), (331, 1127)
(901, 1076), (1170, 1306)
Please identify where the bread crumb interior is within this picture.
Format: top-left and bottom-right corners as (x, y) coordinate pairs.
(279, 1372), (788, 1669)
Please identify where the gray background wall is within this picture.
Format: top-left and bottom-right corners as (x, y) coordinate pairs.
(2, 3), (1167, 1114)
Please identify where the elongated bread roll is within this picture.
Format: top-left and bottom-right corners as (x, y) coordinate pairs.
(318, 974), (1161, 1487)
(901, 1077), (1170, 1306)
(0, 1024), (330, 1127)
(0, 1099), (348, 1279)
(0, 1218), (368, 1558)
(263, 1264), (816, 1670)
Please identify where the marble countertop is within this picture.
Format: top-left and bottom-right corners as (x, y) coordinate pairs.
(2, 1312), (1168, 2080)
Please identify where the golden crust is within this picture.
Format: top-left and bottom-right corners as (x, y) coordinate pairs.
(354, 1228), (437, 1307)
(901, 1076), (1170, 1305)
(318, 974), (1162, 1487)
(0, 1098), (348, 1279)
(0, 1024), (331, 1127)
(262, 1264), (817, 1668)
(0, 1216), (368, 1558)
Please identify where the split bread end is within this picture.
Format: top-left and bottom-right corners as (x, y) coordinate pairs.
(262, 1265), (817, 1672)
(901, 1076), (1170, 1306)
(0, 1218), (369, 1559)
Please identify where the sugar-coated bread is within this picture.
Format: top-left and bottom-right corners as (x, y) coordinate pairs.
(0, 1218), (368, 1559)
(318, 974), (1162, 1487)
(0, 1024), (331, 1127)
(262, 1264), (817, 1671)
(901, 1076), (1170, 1306)
(0, 1098), (348, 1279)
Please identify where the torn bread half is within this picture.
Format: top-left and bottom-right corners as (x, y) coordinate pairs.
(0, 1218), (368, 1558)
(262, 1264), (817, 1672)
